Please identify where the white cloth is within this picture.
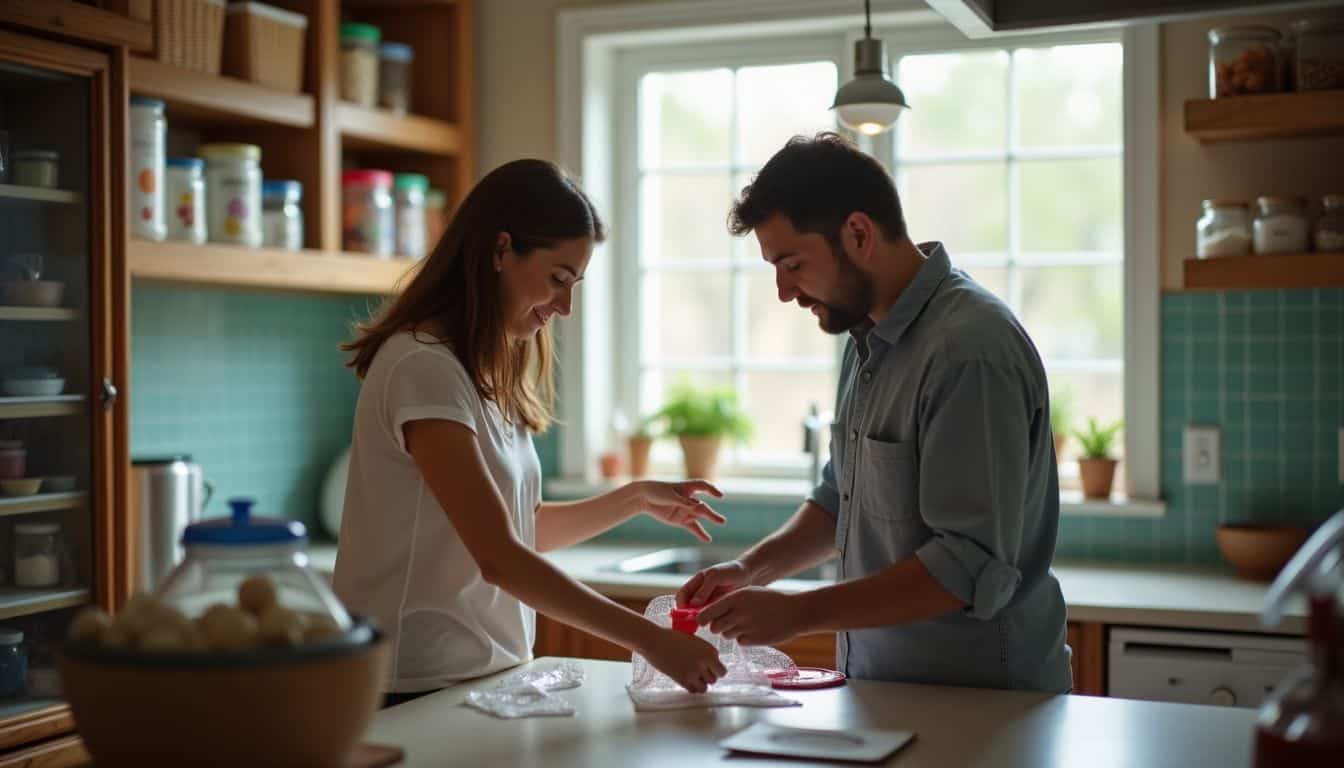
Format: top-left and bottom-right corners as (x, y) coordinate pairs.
(334, 331), (542, 693)
(464, 661), (586, 719)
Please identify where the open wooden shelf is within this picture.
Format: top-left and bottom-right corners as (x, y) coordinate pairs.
(1184, 90), (1344, 143)
(0, 184), (80, 204)
(1184, 251), (1344, 291)
(129, 240), (418, 296)
(0, 397), (85, 419)
(0, 492), (86, 518)
(0, 588), (90, 621)
(0, 307), (77, 321)
(128, 56), (315, 128)
(337, 103), (462, 156)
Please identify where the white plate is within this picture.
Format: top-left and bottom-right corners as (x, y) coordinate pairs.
(719, 723), (915, 763)
(1, 378), (64, 397)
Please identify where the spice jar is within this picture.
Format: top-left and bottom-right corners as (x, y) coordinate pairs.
(1196, 200), (1252, 259)
(340, 22), (380, 107)
(201, 143), (262, 247)
(1316, 193), (1344, 253)
(425, 187), (447, 252)
(1253, 196), (1309, 255)
(0, 630), (25, 699)
(262, 179), (304, 252)
(378, 42), (414, 114)
(12, 150), (59, 189)
(394, 173), (428, 259)
(1208, 26), (1282, 98)
(1291, 18), (1344, 91)
(0, 441), (24, 481)
(129, 96), (166, 242)
(165, 157), (206, 244)
(342, 170), (394, 257)
(13, 522), (61, 588)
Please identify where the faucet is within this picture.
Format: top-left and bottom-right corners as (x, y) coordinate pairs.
(802, 402), (833, 488)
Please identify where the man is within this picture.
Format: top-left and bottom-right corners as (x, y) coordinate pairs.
(677, 133), (1071, 693)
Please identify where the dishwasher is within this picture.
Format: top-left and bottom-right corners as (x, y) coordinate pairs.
(1107, 627), (1307, 708)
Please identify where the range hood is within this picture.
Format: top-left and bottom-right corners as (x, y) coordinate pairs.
(926, 0), (1342, 37)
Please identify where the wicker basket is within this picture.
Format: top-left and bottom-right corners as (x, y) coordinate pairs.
(223, 2), (308, 93)
(153, 0), (225, 75)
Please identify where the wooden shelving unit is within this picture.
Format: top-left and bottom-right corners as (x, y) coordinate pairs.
(0, 184), (80, 205)
(0, 307), (78, 322)
(336, 103), (462, 156)
(0, 588), (90, 621)
(1184, 90), (1344, 143)
(128, 240), (418, 296)
(1184, 251), (1344, 291)
(0, 492), (86, 518)
(0, 397), (85, 419)
(127, 56), (315, 128)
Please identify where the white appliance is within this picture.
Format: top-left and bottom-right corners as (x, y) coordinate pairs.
(1108, 627), (1307, 709)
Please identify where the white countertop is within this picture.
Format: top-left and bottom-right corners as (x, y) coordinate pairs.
(368, 657), (1260, 768)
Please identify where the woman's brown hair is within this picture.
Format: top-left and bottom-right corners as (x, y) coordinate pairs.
(343, 159), (604, 433)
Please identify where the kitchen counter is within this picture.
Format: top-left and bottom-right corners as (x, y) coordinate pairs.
(367, 657), (1260, 767)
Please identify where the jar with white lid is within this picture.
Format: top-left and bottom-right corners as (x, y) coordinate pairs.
(1316, 194), (1344, 253)
(1208, 26), (1282, 98)
(201, 143), (262, 247)
(1291, 18), (1344, 91)
(11, 150), (59, 188)
(165, 157), (206, 244)
(1253, 196), (1309, 255)
(13, 522), (61, 588)
(129, 96), (166, 241)
(261, 180), (304, 251)
(1197, 200), (1252, 259)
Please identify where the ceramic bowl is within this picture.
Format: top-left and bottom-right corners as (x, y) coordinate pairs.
(42, 475), (75, 493)
(1, 377), (64, 397)
(0, 280), (64, 308)
(0, 477), (43, 496)
(1215, 524), (1310, 581)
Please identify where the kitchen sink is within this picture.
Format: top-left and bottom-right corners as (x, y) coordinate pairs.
(603, 547), (837, 582)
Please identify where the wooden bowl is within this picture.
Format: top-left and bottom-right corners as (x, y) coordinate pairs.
(59, 623), (388, 767)
(1215, 524), (1310, 581)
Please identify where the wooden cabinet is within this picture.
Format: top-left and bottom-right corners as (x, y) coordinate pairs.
(1068, 621), (1105, 696)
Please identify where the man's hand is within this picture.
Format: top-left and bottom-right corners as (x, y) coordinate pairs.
(696, 587), (807, 647)
(676, 560), (753, 607)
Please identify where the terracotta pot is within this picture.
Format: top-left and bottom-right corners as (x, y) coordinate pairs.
(677, 435), (722, 479)
(597, 452), (624, 479)
(1053, 432), (1066, 461)
(1078, 458), (1118, 499)
(1215, 524), (1310, 581)
(627, 436), (653, 478)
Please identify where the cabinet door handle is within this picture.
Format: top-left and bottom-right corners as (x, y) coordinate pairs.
(100, 378), (118, 411)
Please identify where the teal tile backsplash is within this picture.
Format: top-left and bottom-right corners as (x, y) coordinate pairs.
(131, 286), (376, 534)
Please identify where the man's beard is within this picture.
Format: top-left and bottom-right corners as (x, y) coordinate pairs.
(801, 244), (871, 334)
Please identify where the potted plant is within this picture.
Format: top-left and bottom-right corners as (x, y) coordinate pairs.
(626, 417), (657, 479)
(655, 385), (752, 480)
(1073, 417), (1123, 499)
(1049, 387), (1074, 462)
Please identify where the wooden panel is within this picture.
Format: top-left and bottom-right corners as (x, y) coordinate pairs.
(1183, 252), (1344, 291)
(0, 734), (87, 768)
(0, 707), (75, 754)
(127, 57), (315, 128)
(0, 0), (151, 52)
(1184, 91), (1344, 143)
(1067, 621), (1105, 697)
(128, 240), (417, 295)
(776, 633), (836, 669)
(336, 104), (461, 156)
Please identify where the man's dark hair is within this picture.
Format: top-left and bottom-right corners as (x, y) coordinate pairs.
(728, 132), (907, 245)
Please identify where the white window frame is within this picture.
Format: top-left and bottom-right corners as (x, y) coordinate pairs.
(555, 0), (1161, 515)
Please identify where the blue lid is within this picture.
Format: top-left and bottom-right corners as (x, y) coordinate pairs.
(261, 179), (303, 199)
(130, 96), (164, 109)
(165, 157), (204, 170)
(379, 42), (413, 61)
(181, 498), (307, 546)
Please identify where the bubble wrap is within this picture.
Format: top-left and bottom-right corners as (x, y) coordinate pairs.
(627, 595), (802, 712)
(465, 660), (585, 718)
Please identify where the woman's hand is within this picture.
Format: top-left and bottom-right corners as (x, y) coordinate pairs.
(632, 480), (726, 542)
(636, 625), (727, 693)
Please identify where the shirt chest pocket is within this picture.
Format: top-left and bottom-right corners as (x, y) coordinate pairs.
(857, 436), (919, 522)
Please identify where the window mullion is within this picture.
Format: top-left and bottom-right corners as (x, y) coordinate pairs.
(1005, 50), (1024, 315)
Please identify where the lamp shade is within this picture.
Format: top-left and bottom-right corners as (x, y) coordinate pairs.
(831, 37), (909, 135)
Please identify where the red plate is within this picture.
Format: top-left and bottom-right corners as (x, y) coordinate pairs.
(766, 667), (847, 690)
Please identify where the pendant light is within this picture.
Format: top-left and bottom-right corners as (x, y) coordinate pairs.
(831, 0), (909, 136)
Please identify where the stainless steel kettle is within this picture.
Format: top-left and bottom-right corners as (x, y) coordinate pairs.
(129, 456), (213, 590)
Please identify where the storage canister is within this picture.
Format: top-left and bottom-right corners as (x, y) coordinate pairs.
(425, 187), (447, 252)
(0, 441), (24, 481)
(13, 522), (61, 588)
(0, 630), (25, 699)
(339, 22), (380, 107)
(1253, 196), (1309, 255)
(129, 96), (166, 242)
(1208, 26), (1282, 98)
(165, 157), (206, 244)
(1196, 200), (1251, 259)
(262, 180), (304, 252)
(12, 150), (58, 189)
(200, 143), (262, 247)
(1316, 193), (1344, 253)
(342, 170), (394, 257)
(223, 1), (308, 93)
(378, 42), (414, 114)
(394, 172), (428, 259)
(1291, 18), (1344, 91)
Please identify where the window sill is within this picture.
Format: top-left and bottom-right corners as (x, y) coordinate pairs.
(545, 477), (1167, 519)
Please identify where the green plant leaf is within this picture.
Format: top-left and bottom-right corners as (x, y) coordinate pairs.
(655, 382), (754, 442)
(1070, 417), (1122, 459)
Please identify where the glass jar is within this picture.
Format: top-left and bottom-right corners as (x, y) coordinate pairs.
(11, 149), (59, 188)
(339, 22), (380, 107)
(424, 187), (447, 252)
(341, 169), (394, 257)
(1254, 196), (1310, 255)
(164, 157), (206, 244)
(393, 172), (427, 259)
(261, 179), (304, 252)
(1196, 200), (1252, 259)
(0, 441), (24, 481)
(201, 143), (262, 247)
(378, 42), (414, 114)
(1291, 18), (1344, 91)
(1209, 26), (1283, 98)
(0, 629), (25, 699)
(1316, 193), (1344, 253)
(129, 96), (166, 242)
(13, 522), (61, 588)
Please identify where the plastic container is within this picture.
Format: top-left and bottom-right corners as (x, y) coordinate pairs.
(393, 172), (428, 259)
(152, 0), (225, 75)
(14, 523), (61, 588)
(339, 22), (380, 107)
(1196, 199), (1252, 259)
(0, 630), (25, 698)
(424, 187), (447, 252)
(1316, 194), (1344, 253)
(378, 42), (414, 114)
(341, 170), (394, 257)
(0, 441), (24, 481)
(12, 150), (58, 188)
(165, 157), (206, 244)
(1209, 26), (1282, 98)
(223, 2), (307, 93)
(1291, 18), (1344, 91)
(261, 180), (304, 252)
(129, 96), (166, 242)
(200, 143), (262, 247)
(1253, 196), (1310, 255)
(669, 607), (700, 634)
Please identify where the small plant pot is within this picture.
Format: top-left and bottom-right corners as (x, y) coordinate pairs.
(1052, 432), (1067, 462)
(627, 436), (653, 478)
(597, 452), (623, 479)
(1078, 458), (1118, 499)
(677, 435), (722, 480)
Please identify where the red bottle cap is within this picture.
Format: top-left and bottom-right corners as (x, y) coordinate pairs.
(669, 607), (700, 634)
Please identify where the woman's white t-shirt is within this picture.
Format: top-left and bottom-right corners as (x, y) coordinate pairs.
(333, 331), (541, 692)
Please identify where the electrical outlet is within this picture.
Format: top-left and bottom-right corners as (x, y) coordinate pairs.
(1183, 425), (1221, 485)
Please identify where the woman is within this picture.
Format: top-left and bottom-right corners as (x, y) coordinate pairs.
(334, 159), (727, 706)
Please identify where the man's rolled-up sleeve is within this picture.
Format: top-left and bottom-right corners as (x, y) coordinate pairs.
(808, 450), (841, 520)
